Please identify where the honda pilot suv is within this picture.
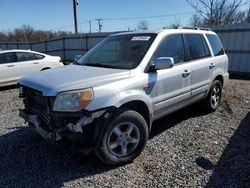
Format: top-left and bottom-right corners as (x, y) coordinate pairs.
(19, 27), (229, 165)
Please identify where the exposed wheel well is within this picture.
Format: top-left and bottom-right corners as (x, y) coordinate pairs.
(120, 100), (151, 129)
(214, 75), (224, 86)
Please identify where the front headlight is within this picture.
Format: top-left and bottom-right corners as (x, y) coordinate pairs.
(53, 88), (93, 112)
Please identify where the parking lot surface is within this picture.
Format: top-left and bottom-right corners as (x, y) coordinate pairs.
(0, 79), (249, 188)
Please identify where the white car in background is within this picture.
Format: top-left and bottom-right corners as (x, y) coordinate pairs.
(0, 49), (64, 87)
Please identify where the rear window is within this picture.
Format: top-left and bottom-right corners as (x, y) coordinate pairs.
(206, 34), (225, 56)
(185, 34), (210, 61)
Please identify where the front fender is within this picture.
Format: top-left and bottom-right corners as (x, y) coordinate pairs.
(116, 90), (154, 114)
(86, 88), (153, 116)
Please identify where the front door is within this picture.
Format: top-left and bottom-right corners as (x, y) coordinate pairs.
(148, 34), (192, 120)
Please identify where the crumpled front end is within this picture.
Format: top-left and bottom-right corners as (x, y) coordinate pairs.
(19, 85), (113, 153)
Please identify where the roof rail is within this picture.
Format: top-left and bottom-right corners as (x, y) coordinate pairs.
(178, 26), (211, 31)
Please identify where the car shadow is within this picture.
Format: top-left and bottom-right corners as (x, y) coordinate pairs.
(149, 103), (208, 139)
(0, 103), (209, 187)
(0, 85), (19, 92)
(204, 112), (250, 187)
(0, 126), (116, 187)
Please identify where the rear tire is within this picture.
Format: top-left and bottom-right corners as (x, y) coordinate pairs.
(95, 108), (148, 165)
(202, 80), (222, 112)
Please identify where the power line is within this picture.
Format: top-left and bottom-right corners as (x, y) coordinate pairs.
(103, 12), (193, 21)
(76, 12), (193, 25)
(50, 12), (194, 32)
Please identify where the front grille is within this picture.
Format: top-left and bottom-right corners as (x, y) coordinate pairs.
(28, 91), (47, 110)
(25, 88), (51, 124)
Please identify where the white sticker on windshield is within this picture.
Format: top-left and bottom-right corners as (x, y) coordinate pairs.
(131, 36), (151, 41)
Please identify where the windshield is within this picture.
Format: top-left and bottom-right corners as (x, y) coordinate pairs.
(76, 33), (157, 69)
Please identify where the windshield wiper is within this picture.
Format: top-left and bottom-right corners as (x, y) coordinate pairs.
(84, 63), (116, 68)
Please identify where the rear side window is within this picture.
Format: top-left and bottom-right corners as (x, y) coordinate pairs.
(35, 53), (45, 59)
(185, 34), (210, 61)
(16, 52), (38, 62)
(0, 52), (16, 64)
(206, 34), (225, 56)
(153, 34), (185, 64)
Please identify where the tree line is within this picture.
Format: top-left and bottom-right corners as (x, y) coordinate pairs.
(137, 0), (250, 30)
(0, 25), (73, 42)
(187, 0), (250, 27)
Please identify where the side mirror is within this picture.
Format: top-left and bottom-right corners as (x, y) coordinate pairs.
(154, 57), (174, 70)
(74, 55), (82, 62)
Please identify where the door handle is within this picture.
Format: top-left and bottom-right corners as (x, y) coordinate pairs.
(182, 70), (191, 78)
(33, 62), (39, 64)
(209, 63), (215, 69)
(7, 65), (15, 67)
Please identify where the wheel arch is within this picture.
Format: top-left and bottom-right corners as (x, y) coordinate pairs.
(120, 100), (152, 130)
(213, 75), (224, 87)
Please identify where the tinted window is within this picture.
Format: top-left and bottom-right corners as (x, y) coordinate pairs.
(16, 52), (37, 62)
(206, 34), (225, 56)
(0, 52), (16, 64)
(185, 34), (210, 61)
(153, 34), (185, 64)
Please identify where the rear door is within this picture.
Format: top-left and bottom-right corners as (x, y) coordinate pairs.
(184, 34), (212, 96)
(16, 52), (43, 77)
(149, 34), (192, 119)
(0, 52), (19, 86)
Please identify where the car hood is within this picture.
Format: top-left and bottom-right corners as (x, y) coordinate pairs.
(19, 65), (131, 96)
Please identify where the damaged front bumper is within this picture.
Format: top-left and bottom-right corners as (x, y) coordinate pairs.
(19, 107), (114, 152)
(19, 109), (65, 141)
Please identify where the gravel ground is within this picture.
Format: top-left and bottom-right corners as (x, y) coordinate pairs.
(0, 79), (249, 188)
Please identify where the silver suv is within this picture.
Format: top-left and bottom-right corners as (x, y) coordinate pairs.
(19, 27), (229, 165)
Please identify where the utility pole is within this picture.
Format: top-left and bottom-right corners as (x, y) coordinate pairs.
(89, 20), (92, 33)
(96, 19), (103, 33)
(73, 0), (78, 34)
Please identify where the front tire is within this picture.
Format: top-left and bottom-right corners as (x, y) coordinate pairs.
(95, 109), (148, 165)
(202, 80), (222, 112)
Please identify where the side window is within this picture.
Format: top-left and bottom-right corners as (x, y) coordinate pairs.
(0, 53), (17, 64)
(206, 34), (225, 56)
(16, 52), (38, 62)
(185, 34), (210, 61)
(153, 34), (185, 64)
(35, 54), (45, 59)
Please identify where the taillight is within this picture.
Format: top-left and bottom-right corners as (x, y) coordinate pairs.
(59, 59), (64, 65)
